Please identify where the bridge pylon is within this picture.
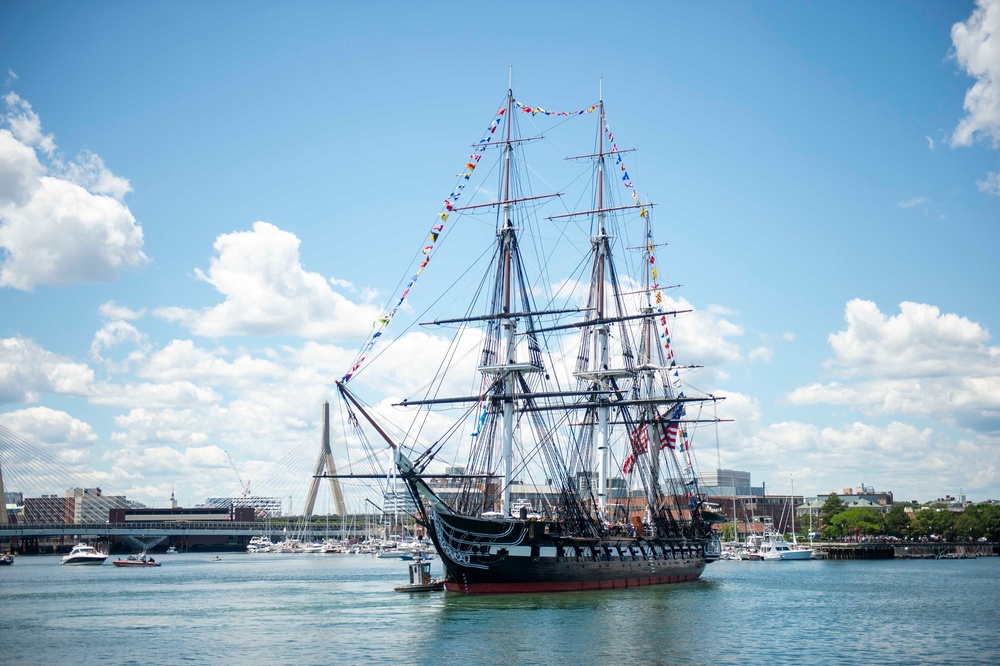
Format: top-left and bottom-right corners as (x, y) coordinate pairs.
(302, 401), (346, 517)
(0, 455), (8, 525)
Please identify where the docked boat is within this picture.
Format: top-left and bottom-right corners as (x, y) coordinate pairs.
(336, 85), (724, 594)
(112, 552), (160, 567)
(759, 531), (813, 560)
(246, 535), (273, 553)
(60, 543), (108, 566)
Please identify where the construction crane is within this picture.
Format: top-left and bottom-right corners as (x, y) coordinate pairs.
(224, 450), (251, 499)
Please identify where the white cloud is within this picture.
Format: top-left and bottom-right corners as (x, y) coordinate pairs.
(0, 129), (42, 205)
(2, 92), (55, 156)
(925, 135), (936, 151)
(0, 92), (147, 290)
(977, 170), (1000, 195)
(896, 196), (929, 209)
(746, 421), (996, 501)
(89, 320), (149, 372)
(154, 221), (381, 340)
(98, 300), (146, 321)
(0, 336), (96, 403)
(787, 299), (1000, 433)
(139, 339), (286, 384)
(90, 380), (221, 409)
(60, 149), (132, 200)
(951, 0), (1000, 148)
(0, 405), (99, 448)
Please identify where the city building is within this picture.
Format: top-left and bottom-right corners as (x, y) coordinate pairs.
(202, 496), (283, 518)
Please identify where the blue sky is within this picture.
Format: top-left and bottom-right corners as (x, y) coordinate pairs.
(1, 1), (998, 510)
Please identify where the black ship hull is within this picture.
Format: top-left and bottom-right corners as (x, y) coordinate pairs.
(427, 509), (717, 594)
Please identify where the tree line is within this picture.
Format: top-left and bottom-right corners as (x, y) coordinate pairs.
(816, 493), (1000, 541)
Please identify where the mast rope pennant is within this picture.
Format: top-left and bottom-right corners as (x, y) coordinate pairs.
(605, 121), (698, 485)
(341, 99), (598, 384)
(512, 99), (599, 117)
(340, 106), (506, 384)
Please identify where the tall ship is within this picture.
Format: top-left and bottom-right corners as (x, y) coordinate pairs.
(337, 84), (724, 593)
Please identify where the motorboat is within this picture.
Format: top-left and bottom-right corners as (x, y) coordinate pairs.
(60, 543), (108, 566)
(760, 532), (813, 560)
(112, 551), (160, 567)
(165, 545), (178, 554)
(0, 553), (13, 565)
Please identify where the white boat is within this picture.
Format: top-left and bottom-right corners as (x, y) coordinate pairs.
(165, 545), (178, 554)
(760, 531), (813, 560)
(247, 535), (273, 553)
(60, 543), (108, 566)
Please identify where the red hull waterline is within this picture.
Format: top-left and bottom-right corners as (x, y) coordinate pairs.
(445, 571), (703, 594)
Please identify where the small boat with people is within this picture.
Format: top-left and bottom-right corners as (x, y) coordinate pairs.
(112, 551), (160, 567)
(393, 559), (444, 593)
(0, 552), (13, 565)
(60, 543), (108, 566)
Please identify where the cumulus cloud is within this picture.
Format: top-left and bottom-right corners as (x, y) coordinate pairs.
(89, 320), (149, 373)
(154, 221), (381, 340)
(0, 92), (147, 290)
(0, 336), (96, 403)
(90, 380), (221, 409)
(736, 420), (997, 500)
(951, 0), (1000, 148)
(788, 299), (1000, 433)
(977, 170), (1000, 195)
(139, 339), (286, 384)
(0, 405), (99, 448)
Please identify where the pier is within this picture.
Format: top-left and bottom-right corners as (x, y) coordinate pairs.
(815, 541), (999, 560)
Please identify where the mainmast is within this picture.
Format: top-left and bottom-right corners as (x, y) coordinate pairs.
(500, 88), (516, 516)
(594, 98), (611, 519)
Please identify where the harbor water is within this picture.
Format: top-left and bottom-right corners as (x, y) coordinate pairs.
(1, 553), (998, 665)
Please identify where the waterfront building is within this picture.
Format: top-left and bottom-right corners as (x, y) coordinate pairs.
(202, 496), (283, 518)
(66, 487), (132, 523)
(698, 469), (764, 497)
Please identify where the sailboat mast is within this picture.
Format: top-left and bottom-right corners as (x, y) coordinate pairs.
(595, 98), (611, 519)
(500, 88), (516, 516)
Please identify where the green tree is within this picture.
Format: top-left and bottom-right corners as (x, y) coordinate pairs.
(831, 508), (884, 537)
(954, 503), (1000, 541)
(883, 506), (911, 538)
(819, 493), (847, 528)
(912, 508), (957, 540)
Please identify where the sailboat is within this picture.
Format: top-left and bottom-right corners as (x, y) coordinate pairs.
(336, 84), (724, 593)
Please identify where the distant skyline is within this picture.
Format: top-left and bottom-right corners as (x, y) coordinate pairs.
(1, 1), (999, 509)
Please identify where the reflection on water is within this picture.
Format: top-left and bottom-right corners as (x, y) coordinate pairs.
(1, 553), (997, 665)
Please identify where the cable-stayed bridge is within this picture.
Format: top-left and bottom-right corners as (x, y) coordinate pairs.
(0, 402), (409, 551)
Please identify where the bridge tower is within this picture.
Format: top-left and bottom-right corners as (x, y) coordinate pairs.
(302, 401), (346, 517)
(0, 455), (8, 525)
